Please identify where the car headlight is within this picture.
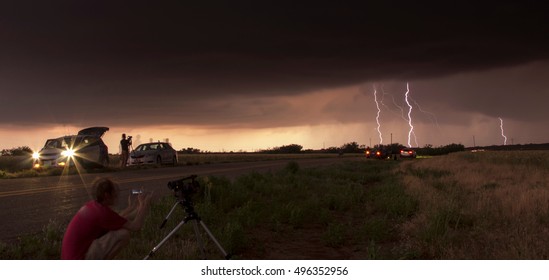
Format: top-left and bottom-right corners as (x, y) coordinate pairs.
(61, 148), (75, 157)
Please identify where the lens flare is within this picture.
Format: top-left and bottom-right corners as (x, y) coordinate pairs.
(61, 148), (75, 158)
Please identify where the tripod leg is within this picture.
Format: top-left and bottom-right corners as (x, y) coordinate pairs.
(192, 220), (207, 260)
(199, 220), (231, 259)
(160, 201), (180, 229)
(144, 218), (189, 260)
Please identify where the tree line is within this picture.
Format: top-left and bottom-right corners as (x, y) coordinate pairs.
(257, 142), (465, 156)
(1, 143), (465, 157)
(1, 146), (33, 156)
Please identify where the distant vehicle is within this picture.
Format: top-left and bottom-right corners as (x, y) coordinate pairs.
(366, 145), (391, 159)
(400, 148), (417, 158)
(128, 142), (178, 166)
(33, 127), (109, 169)
(373, 149), (387, 159)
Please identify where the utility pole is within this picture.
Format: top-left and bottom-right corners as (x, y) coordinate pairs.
(473, 135), (476, 147)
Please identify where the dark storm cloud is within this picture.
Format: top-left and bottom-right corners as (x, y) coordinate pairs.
(1, 1), (549, 127)
(402, 60), (549, 123)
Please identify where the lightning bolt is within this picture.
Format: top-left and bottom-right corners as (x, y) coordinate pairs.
(404, 82), (417, 148)
(380, 85), (418, 146)
(379, 85), (394, 113)
(499, 117), (507, 145)
(390, 93), (407, 120)
(373, 85), (383, 144)
(409, 97), (440, 130)
(380, 85), (406, 119)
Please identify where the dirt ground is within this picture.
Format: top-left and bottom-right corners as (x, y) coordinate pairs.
(238, 225), (365, 260)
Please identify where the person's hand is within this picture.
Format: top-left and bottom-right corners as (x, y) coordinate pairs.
(138, 191), (153, 207)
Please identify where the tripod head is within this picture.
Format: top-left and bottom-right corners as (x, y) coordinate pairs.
(167, 174), (199, 201)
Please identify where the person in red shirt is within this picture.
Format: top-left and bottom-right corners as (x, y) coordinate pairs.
(61, 177), (152, 260)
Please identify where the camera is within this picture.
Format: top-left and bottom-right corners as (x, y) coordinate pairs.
(167, 174), (199, 198)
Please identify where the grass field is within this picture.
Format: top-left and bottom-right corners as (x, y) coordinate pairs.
(1, 150), (549, 259)
(398, 150), (549, 259)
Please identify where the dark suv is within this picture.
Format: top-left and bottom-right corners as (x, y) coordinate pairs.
(33, 127), (109, 169)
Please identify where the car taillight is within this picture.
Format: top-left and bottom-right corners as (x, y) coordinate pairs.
(409, 151), (413, 154)
(376, 151), (381, 155)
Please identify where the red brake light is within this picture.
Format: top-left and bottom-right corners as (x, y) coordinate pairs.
(409, 151), (413, 154)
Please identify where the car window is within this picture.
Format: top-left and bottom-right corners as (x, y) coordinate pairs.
(44, 140), (60, 149)
(60, 136), (82, 148)
(136, 144), (170, 151)
(61, 137), (72, 148)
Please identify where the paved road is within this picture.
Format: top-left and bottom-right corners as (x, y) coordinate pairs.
(0, 156), (358, 242)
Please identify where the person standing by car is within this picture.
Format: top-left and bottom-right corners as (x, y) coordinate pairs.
(61, 177), (153, 260)
(120, 133), (131, 168)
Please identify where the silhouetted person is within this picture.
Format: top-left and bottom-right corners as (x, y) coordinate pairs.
(120, 133), (131, 167)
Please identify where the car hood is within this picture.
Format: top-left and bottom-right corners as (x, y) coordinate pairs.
(39, 147), (62, 154)
(77, 127), (109, 138)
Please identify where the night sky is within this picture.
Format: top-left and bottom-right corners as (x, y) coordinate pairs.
(1, 2), (549, 151)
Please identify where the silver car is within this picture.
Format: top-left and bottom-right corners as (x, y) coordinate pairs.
(129, 142), (178, 166)
(33, 127), (110, 169)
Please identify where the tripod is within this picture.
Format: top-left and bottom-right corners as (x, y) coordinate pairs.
(144, 193), (231, 260)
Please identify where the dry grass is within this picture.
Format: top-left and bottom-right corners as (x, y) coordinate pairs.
(399, 150), (549, 259)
